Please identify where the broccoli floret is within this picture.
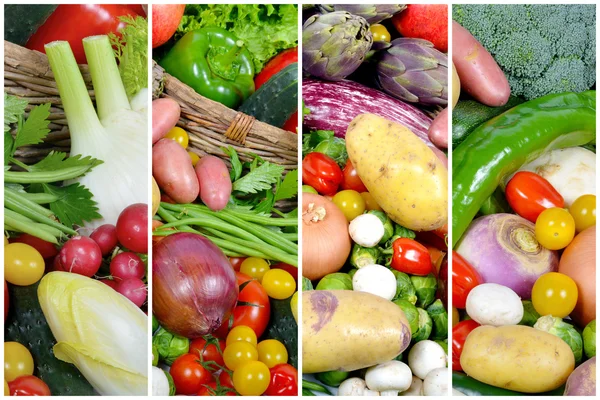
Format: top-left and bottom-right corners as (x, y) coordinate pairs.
(453, 4), (596, 100)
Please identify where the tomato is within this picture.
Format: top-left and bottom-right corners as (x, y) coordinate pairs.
(189, 338), (225, 372)
(219, 371), (235, 389)
(230, 273), (271, 337)
(390, 238), (433, 276)
(271, 263), (298, 282)
(506, 171), (564, 223)
(452, 252), (482, 309)
(370, 23), (391, 42)
(257, 340), (288, 369)
(341, 159), (367, 192)
(535, 207), (576, 250)
(452, 320), (480, 371)
(223, 341), (258, 371)
(4, 380), (8, 396)
(4, 342), (34, 382)
(282, 111), (298, 134)
(232, 361), (271, 396)
(360, 192), (382, 211)
(240, 258), (270, 281)
(254, 47), (298, 89)
(116, 203), (148, 254)
(569, 194), (596, 233)
(226, 326), (257, 347)
(197, 381), (236, 396)
(332, 190), (366, 222)
(290, 291), (298, 322)
(170, 353), (213, 395)
(302, 152), (343, 196)
(436, 255), (448, 307)
(4, 243), (45, 286)
(451, 307), (460, 327)
(229, 257), (246, 272)
(188, 151), (200, 167)
(8, 376), (51, 396)
(265, 363), (298, 396)
(261, 269), (296, 300)
(531, 272), (578, 318)
(10, 234), (57, 259)
(165, 126), (190, 149)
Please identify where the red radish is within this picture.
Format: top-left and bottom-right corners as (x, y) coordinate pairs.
(117, 278), (147, 307)
(90, 224), (119, 256)
(100, 279), (118, 290)
(58, 236), (103, 277)
(10, 234), (58, 259)
(116, 203), (148, 254)
(392, 5), (448, 52)
(152, 4), (185, 48)
(110, 252), (145, 280)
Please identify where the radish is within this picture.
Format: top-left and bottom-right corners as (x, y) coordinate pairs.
(90, 224), (118, 256)
(58, 236), (102, 277)
(116, 278), (147, 307)
(110, 252), (145, 281)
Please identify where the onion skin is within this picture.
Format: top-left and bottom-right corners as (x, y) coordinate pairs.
(456, 214), (558, 299)
(153, 232), (238, 338)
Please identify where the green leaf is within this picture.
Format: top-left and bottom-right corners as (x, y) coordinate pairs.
(14, 103), (51, 149)
(232, 162), (284, 194)
(29, 152), (103, 174)
(41, 183), (101, 227)
(109, 16), (148, 99)
(274, 169), (298, 201)
(4, 93), (27, 133)
(222, 146), (243, 181)
(4, 131), (14, 165)
(253, 190), (276, 214)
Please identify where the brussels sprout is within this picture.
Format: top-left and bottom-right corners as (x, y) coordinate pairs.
(152, 314), (159, 334)
(435, 339), (448, 355)
(393, 299), (419, 335)
(388, 224), (416, 243)
(164, 369), (176, 396)
(350, 243), (381, 268)
(315, 370), (349, 387)
(348, 269), (358, 279)
(411, 274), (437, 308)
(583, 320), (596, 358)
(412, 308), (432, 343)
(152, 326), (190, 365)
(392, 270), (417, 305)
(367, 210), (394, 244)
(152, 344), (159, 367)
(427, 299), (448, 340)
(316, 273), (353, 290)
(518, 300), (541, 327)
(303, 277), (314, 291)
(313, 137), (348, 166)
(534, 316), (583, 363)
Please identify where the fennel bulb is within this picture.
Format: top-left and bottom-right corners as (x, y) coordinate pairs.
(38, 271), (148, 395)
(45, 36), (148, 229)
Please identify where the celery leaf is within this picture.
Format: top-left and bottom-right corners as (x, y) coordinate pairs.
(28, 152), (103, 174)
(14, 103), (51, 149)
(232, 161), (284, 194)
(110, 16), (148, 99)
(274, 169), (298, 201)
(41, 182), (101, 229)
(4, 93), (27, 133)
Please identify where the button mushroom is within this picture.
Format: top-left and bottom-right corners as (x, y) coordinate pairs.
(365, 360), (413, 396)
(423, 367), (449, 396)
(408, 340), (447, 379)
(338, 377), (380, 396)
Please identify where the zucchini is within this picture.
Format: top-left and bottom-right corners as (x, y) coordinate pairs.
(452, 372), (564, 396)
(452, 96), (525, 147)
(4, 5), (57, 46)
(263, 296), (298, 368)
(239, 63), (298, 128)
(5, 283), (96, 396)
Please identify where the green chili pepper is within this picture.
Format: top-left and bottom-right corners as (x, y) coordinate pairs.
(453, 91), (595, 247)
(159, 27), (255, 109)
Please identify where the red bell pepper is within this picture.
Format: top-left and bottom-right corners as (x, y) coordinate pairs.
(302, 152), (343, 196)
(282, 110), (298, 133)
(390, 238), (433, 276)
(264, 364), (298, 396)
(452, 251), (482, 309)
(254, 47), (298, 89)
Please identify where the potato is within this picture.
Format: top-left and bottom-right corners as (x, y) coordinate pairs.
(195, 156), (232, 211)
(152, 98), (180, 144)
(345, 114), (447, 231)
(303, 290), (411, 373)
(461, 325), (575, 393)
(451, 62), (460, 107)
(152, 139), (199, 203)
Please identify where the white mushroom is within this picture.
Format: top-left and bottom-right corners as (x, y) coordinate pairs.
(423, 367), (449, 396)
(338, 377), (380, 396)
(349, 214), (385, 248)
(408, 340), (447, 379)
(152, 366), (170, 396)
(466, 283), (523, 326)
(365, 360), (412, 396)
(352, 264), (397, 300)
(400, 376), (423, 396)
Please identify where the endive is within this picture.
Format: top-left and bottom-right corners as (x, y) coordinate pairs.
(38, 272), (148, 395)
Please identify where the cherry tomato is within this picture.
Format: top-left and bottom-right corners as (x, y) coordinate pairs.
(232, 361), (271, 396)
(170, 353), (213, 395)
(506, 171), (564, 222)
(4, 243), (45, 286)
(164, 126), (189, 149)
(265, 363), (298, 396)
(569, 194), (596, 233)
(4, 380), (8, 396)
(341, 159), (367, 192)
(261, 269), (296, 300)
(229, 257), (246, 272)
(452, 320), (480, 371)
(257, 340), (288, 368)
(290, 291), (298, 322)
(452, 251), (482, 309)
(390, 238), (433, 276)
(531, 272), (578, 318)
(189, 338), (225, 372)
(9, 234), (57, 259)
(230, 273), (271, 337)
(223, 341), (258, 371)
(332, 190), (366, 222)
(271, 263), (298, 282)
(240, 258), (270, 281)
(8, 376), (50, 396)
(360, 192), (382, 211)
(302, 152), (343, 196)
(219, 371), (235, 389)
(226, 326), (258, 347)
(116, 203), (148, 254)
(4, 342), (34, 382)
(197, 381), (236, 396)
(188, 151), (200, 167)
(535, 207), (575, 250)
(370, 23), (391, 42)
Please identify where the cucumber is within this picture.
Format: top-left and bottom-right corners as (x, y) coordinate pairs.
(5, 283), (96, 396)
(263, 296), (298, 368)
(239, 63), (298, 128)
(452, 96), (525, 147)
(452, 372), (564, 396)
(4, 5), (57, 46)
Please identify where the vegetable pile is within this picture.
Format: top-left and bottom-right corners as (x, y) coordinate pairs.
(151, 4), (299, 397)
(301, 4), (449, 396)
(451, 4), (596, 396)
(4, 5), (149, 396)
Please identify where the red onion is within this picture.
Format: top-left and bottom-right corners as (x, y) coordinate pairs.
(153, 233), (238, 338)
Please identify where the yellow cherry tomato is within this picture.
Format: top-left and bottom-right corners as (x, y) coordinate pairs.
(290, 291), (298, 323)
(223, 341), (258, 371)
(569, 194), (596, 233)
(240, 257), (270, 281)
(360, 192), (382, 211)
(370, 24), (391, 42)
(535, 207), (575, 250)
(332, 190), (366, 221)
(452, 307), (460, 327)
(257, 339), (288, 368)
(233, 361), (271, 396)
(4, 380), (8, 395)
(188, 151), (200, 167)
(4, 342), (34, 382)
(4, 236), (8, 246)
(164, 126), (189, 149)
(4, 243), (44, 286)
(531, 272), (578, 318)
(261, 269), (296, 300)
(226, 325), (258, 347)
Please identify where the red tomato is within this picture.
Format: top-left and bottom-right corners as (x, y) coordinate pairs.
(197, 381), (236, 396)
(264, 364), (298, 396)
(341, 159), (367, 192)
(170, 353), (214, 395)
(231, 273), (271, 337)
(302, 152), (343, 196)
(229, 257), (246, 272)
(8, 375), (51, 396)
(271, 263), (298, 282)
(437, 255), (448, 308)
(10, 234), (58, 259)
(282, 111), (298, 133)
(390, 238), (433, 276)
(189, 338), (226, 372)
(506, 171), (564, 223)
(452, 251), (482, 309)
(254, 48), (298, 89)
(219, 371), (235, 389)
(452, 320), (480, 371)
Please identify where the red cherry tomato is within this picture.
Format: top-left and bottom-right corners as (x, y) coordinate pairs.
(197, 381), (236, 396)
(10, 234), (58, 259)
(170, 353), (214, 395)
(302, 152), (343, 196)
(264, 363), (298, 396)
(282, 111), (298, 133)
(8, 375), (51, 396)
(271, 263), (298, 282)
(390, 238), (433, 276)
(452, 251), (482, 309)
(189, 338), (226, 372)
(452, 320), (480, 371)
(436, 255), (448, 308)
(341, 159), (367, 193)
(506, 171), (564, 223)
(219, 371), (235, 389)
(229, 257), (246, 272)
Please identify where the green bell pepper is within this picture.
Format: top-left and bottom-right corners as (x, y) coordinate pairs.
(159, 27), (255, 109)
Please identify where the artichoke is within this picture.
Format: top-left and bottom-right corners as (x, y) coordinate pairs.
(318, 4), (407, 24)
(303, 11), (373, 81)
(376, 38), (448, 106)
